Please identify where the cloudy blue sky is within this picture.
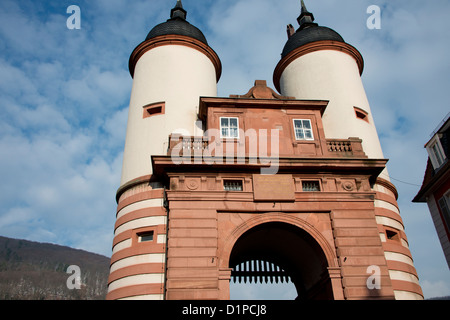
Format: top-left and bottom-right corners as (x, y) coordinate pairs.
(0, 0), (449, 299)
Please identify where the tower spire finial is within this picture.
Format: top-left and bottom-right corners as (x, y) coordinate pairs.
(171, 0), (187, 20)
(301, 0), (307, 11)
(297, 0), (318, 30)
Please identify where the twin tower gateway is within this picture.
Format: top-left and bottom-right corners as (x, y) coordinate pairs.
(106, 1), (423, 300)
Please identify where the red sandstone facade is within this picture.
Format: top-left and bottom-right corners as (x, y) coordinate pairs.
(106, 1), (423, 300)
(107, 81), (423, 300)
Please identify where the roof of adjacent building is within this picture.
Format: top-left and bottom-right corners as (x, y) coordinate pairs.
(413, 114), (450, 202)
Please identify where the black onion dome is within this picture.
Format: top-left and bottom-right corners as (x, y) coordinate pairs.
(281, 0), (345, 58)
(281, 26), (344, 58)
(145, 0), (208, 45)
(146, 19), (208, 45)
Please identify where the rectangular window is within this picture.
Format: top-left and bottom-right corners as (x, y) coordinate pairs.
(220, 117), (239, 139)
(223, 180), (243, 191)
(354, 107), (369, 122)
(438, 194), (450, 232)
(431, 142), (445, 167)
(143, 102), (165, 119)
(302, 181), (320, 192)
(426, 135), (447, 170)
(138, 231), (154, 243)
(146, 106), (162, 116)
(385, 229), (399, 242)
(293, 119), (314, 141)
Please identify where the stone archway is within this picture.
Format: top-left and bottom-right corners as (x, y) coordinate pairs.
(230, 222), (332, 300)
(219, 214), (344, 300)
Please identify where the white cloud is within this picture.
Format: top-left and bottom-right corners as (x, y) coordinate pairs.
(0, 59), (41, 104)
(0, 207), (34, 229)
(0, 130), (120, 256)
(0, 1), (146, 258)
(101, 107), (128, 150)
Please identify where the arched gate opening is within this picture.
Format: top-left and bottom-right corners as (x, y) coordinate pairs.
(229, 222), (334, 300)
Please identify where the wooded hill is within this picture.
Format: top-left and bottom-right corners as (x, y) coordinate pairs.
(0, 236), (110, 300)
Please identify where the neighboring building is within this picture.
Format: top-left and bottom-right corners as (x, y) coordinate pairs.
(414, 113), (450, 269)
(106, 1), (423, 300)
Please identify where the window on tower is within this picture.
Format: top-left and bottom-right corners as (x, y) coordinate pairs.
(220, 117), (239, 139)
(138, 231), (154, 243)
(143, 102), (165, 119)
(385, 229), (399, 242)
(293, 119), (314, 141)
(354, 107), (369, 122)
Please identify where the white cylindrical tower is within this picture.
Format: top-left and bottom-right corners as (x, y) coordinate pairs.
(274, 2), (383, 161)
(273, 1), (423, 300)
(107, 1), (221, 300)
(121, 1), (221, 187)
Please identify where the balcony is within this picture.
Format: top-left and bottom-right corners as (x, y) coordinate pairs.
(167, 135), (367, 159)
(325, 138), (366, 158)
